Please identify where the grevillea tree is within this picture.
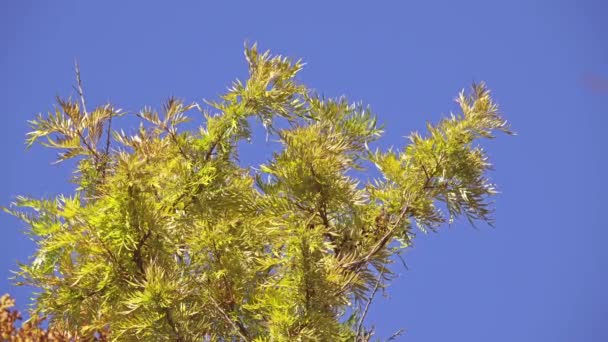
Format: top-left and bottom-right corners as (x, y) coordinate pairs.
(3, 45), (511, 341)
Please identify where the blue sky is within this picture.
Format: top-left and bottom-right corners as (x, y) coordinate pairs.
(1, 1), (606, 340)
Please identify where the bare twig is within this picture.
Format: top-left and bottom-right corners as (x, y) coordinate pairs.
(386, 328), (405, 341)
(355, 270), (384, 341)
(74, 60), (88, 116)
(396, 253), (409, 271)
(70, 63), (104, 166)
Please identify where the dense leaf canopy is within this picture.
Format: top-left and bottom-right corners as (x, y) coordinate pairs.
(3, 45), (511, 341)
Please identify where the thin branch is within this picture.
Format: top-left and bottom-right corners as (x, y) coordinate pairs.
(355, 270), (384, 341)
(86, 224), (130, 280)
(70, 63), (103, 166)
(164, 308), (185, 342)
(104, 111), (113, 156)
(385, 328), (405, 341)
(165, 125), (191, 161)
(204, 139), (219, 161)
(132, 229), (151, 277)
(341, 204), (409, 271)
(75, 128), (101, 162)
(396, 253), (409, 271)
(319, 201), (331, 229)
(203, 123), (232, 162)
(207, 294), (250, 342)
(421, 164), (430, 181)
(209, 240), (249, 341)
(342, 152), (447, 273)
(74, 60), (88, 116)
(99, 110), (114, 181)
(338, 270), (360, 296)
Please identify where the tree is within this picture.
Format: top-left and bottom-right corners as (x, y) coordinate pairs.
(3, 45), (512, 341)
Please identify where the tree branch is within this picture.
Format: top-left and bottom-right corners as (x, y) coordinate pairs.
(207, 294), (250, 342)
(341, 204), (409, 271)
(164, 307), (184, 342)
(355, 270), (384, 341)
(74, 61), (88, 116)
(132, 229), (151, 277)
(100, 110), (114, 180)
(385, 328), (405, 341)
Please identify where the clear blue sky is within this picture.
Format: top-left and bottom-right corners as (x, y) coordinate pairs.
(1, 1), (606, 340)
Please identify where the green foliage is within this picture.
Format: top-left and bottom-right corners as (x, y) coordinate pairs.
(4, 44), (512, 341)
